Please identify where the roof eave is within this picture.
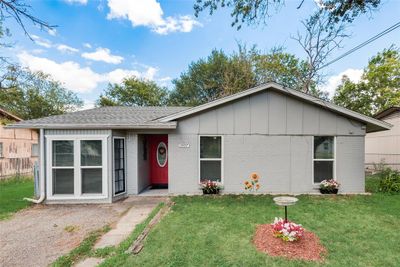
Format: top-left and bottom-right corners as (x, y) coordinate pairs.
(5, 122), (178, 130)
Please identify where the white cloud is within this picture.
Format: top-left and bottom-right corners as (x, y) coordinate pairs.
(57, 44), (79, 53)
(31, 49), (45, 55)
(83, 43), (92, 49)
(106, 0), (201, 34)
(82, 47), (124, 64)
(18, 51), (103, 93)
(321, 68), (363, 97)
(31, 35), (52, 48)
(64, 0), (88, 5)
(48, 28), (57, 36)
(80, 100), (95, 110)
(106, 66), (158, 84)
(17, 52), (161, 93)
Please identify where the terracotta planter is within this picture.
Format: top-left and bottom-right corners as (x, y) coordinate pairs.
(320, 188), (338, 194)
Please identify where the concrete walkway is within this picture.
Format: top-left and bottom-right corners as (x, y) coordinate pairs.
(94, 196), (167, 249)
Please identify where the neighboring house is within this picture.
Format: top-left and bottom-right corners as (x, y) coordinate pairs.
(8, 82), (391, 203)
(0, 108), (39, 179)
(365, 107), (400, 171)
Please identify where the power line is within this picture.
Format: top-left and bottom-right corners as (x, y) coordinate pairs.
(319, 21), (400, 70)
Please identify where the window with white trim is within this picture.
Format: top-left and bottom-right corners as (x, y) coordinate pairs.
(49, 137), (106, 198)
(200, 136), (222, 182)
(52, 140), (74, 194)
(81, 140), (103, 194)
(313, 136), (335, 183)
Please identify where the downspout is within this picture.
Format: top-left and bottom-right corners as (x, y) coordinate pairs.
(24, 128), (45, 203)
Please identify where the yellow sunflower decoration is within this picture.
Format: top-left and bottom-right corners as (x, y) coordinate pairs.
(244, 172), (261, 192)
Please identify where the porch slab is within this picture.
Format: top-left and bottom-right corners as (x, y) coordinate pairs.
(94, 196), (166, 249)
(139, 188), (169, 196)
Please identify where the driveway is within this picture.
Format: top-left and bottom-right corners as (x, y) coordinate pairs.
(0, 201), (132, 267)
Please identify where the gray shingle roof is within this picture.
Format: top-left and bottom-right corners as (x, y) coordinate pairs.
(7, 106), (190, 129)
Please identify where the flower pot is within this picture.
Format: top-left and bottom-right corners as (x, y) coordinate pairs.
(320, 188), (338, 194)
(202, 188), (220, 194)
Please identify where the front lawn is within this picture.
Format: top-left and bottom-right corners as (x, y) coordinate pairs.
(0, 177), (34, 220)
(103, 194), (399, 267)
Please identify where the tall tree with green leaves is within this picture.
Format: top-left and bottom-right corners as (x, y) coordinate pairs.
(97, 77), (169, 107)
(333, 46), (400, 116)
(169, 49), (256, 106)
(0, 66), (83, 119)
(168, 46), (327, 106)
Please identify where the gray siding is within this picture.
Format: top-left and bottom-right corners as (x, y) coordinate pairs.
(336, 136), (365, 192)
(45, 129), (110, 135)
(169, 134), (364, 194)
(169, 90), (366, 194)
(176, 91), (365, 136)
(126, 131), (138, 194)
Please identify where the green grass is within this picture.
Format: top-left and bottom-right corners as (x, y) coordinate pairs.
(0, 177), (34, 220)
(52, 225), (111, 267)
(51, 203), (165, 267)
(113, 194), (400, 267)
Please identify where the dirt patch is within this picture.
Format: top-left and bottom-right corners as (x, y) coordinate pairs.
(0, 202), (132, 267)
(253, 224), (327, 262)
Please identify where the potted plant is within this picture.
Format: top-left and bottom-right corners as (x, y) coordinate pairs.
(199, 180), (223, 194)
(319, 179), (340, 194)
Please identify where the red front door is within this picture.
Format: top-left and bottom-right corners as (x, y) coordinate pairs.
(148, 135), (168, 186)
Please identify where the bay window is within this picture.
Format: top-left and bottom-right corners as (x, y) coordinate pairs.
(47, 136), (107, 199)
(199, 136), (223, 183)
(313, 136), (335, 183)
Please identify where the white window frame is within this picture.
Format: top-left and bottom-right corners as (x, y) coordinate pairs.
(46, 135), (108, 200)
(113, 137), (127, 196)
(312, 136), (336, 185)
(198, 135), (224, 184)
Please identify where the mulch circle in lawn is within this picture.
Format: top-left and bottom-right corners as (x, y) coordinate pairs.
(253, 224), (327, 262)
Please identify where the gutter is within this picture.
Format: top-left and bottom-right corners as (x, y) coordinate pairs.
(24, 128), (45, 204)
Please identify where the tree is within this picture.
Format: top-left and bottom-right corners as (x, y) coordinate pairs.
(293, 11), (348, 92)
(194, 0), (381, 29)
(0, 66), (83, 119)
(169, 49), (257, 106)
(333, 47), (400, 116)
(97, 77), (169, 107)
(168, 46), (327, 106)
(0, 0), (56, 38)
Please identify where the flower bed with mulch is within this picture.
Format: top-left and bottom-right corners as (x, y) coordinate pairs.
(253, 224), (327, 262)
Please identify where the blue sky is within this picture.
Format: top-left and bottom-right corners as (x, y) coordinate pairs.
(4, 0), (400, 108)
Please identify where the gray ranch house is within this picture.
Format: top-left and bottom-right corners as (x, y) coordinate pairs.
(8, 82), (391, 203)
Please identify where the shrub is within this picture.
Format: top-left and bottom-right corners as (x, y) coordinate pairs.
(271, 217), (304, 242)
(378, 168), (400, 193)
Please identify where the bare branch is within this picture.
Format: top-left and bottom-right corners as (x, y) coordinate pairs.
(292, 11), (349, 93)
(0, 0), (57, 39)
